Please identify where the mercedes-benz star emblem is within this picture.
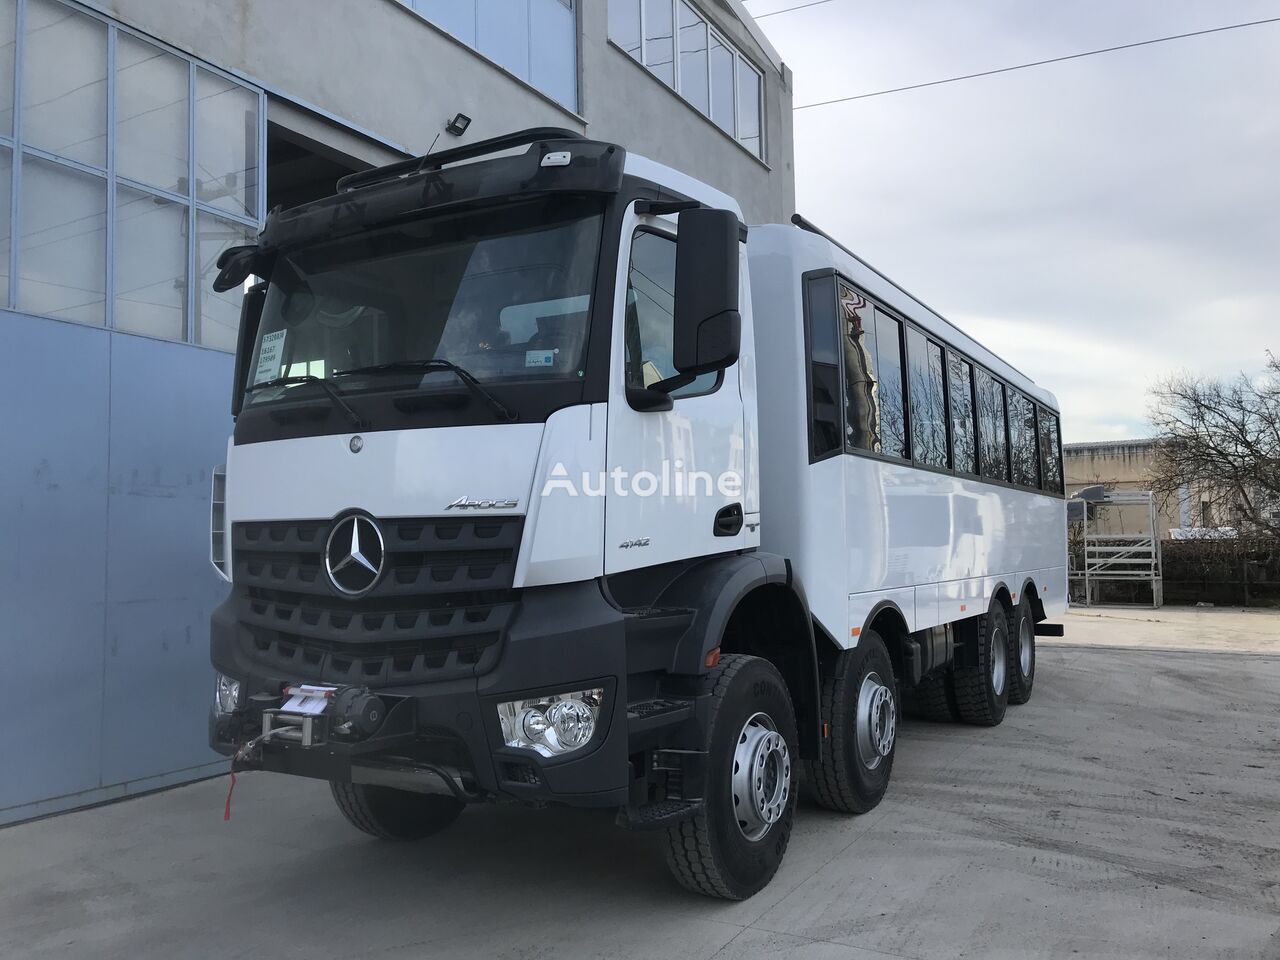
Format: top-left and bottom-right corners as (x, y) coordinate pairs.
(324, 514), (385, 596)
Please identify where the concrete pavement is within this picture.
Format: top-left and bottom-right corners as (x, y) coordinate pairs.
(2, 608), (1278, 959)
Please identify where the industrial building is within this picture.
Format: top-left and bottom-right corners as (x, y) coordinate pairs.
(0, 0), (794, 824)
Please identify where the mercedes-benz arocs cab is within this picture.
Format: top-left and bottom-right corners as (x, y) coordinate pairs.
(208, 128), (1067, 900)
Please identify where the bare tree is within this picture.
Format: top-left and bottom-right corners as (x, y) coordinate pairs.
(1148, 352), (1280, 537)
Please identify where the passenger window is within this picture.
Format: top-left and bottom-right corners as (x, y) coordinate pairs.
(805, 275), (842, 460)
(839, 281), (879, 452)
(1039, 409), (1063, 493)
(1008, 390), (1040, 488)
(907, 328), (948, 469)
(873, 309), (908, 459)
(975, 367), (1009, 481)
(623, 230), (717, 398)
(948, 353), (976, 474)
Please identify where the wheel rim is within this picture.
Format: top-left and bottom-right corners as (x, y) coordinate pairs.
(1019, 618), (1034, 678)
(855, 671), (896, 770)
(991, 624), (1007, 695)
(731, 712), (791, 841)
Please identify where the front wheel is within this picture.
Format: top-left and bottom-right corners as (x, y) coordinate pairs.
(806, 630), (898, 813)
(663, 654), (798, 900)
(330, 782), (464, 840)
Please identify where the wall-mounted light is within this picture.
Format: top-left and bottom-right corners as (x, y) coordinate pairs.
(445, 113), (472, 137)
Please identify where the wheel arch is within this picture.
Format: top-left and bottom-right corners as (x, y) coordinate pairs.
(1020, 577), (1046, 621)
(652, 553), (822, 759)
(858, 600), (911, 688)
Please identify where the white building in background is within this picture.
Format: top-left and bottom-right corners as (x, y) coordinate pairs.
(0, 0), (794, 825)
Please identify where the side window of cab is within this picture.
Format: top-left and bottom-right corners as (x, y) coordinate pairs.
(624, 229), (719, 399)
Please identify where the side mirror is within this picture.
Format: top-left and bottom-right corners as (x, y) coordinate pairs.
(672, 208), (741, 376)
(213, 244), (262, 293)
(231, 282), (267, 418)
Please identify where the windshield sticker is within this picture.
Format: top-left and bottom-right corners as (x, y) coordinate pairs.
(525, 349), (556, 369)
(254, 330), (287, 384)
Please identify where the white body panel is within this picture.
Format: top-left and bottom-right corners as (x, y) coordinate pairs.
(748, 223), (1068, 647)
(224, 423), (541, 524)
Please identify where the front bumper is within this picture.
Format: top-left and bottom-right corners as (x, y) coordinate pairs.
(210, 580), (634, 806)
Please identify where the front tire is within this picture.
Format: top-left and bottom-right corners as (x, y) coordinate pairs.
(952, 597), (1010, 726)
(807, 631), (898, 813)
(330, 782), (464, 840)
(1007, 596), (1036, 705)
(663, 654), (798, 900)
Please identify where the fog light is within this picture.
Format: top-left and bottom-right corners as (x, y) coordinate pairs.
(215, 673), (242, 715)
(496, 688), (604, 758)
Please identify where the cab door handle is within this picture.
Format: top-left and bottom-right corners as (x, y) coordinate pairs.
(714, 503), (743, 537)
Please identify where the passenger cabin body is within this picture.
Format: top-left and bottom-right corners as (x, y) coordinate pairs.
(749, 224), (1068, 647)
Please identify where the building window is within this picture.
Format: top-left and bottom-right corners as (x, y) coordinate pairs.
(405, 0), (578, 112)
(609, 0), (764, 158)
(0, 0), (264, 350)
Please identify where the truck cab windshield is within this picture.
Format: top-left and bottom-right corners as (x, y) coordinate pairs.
(244, 197), (604, 411)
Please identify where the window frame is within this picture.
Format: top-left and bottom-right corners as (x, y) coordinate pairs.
(905, 324), (952, 472)
(0, 0), (266, 349)
(806, 270), (1065, 498)
(608, 0), (765, 160)
(622, 223), (724, 404)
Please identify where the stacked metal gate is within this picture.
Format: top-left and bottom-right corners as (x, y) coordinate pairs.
(1068, 487), (1164, 608)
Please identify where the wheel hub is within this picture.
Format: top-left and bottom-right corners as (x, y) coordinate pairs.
(856, 672), (896, 770)
(731, 712), (790, 841)
(991, 624), (1007, 695)
(1019, 618), (1034, 677)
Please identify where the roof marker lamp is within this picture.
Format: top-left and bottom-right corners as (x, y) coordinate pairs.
(497, 688), (604, 758)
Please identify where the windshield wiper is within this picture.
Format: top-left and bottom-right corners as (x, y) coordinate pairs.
(246, 375), (367, 431)
(334, 359), (518, 423)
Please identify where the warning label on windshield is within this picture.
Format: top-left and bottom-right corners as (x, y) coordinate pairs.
(254, 330), (286, 384)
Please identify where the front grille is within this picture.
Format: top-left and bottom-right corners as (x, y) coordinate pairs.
(231, 515), (523, 686)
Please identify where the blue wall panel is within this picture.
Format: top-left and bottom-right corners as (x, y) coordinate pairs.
(0, 312), (111, 810)
(0, 312), (234, 819)
(101, 332), (232, 784)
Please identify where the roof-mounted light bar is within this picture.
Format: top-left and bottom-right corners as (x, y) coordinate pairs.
(336, 126), (588, 194)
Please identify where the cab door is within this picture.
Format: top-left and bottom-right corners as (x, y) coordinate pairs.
(603, 206), (747, 574)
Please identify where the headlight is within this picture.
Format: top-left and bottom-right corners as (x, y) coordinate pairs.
(214, 673), (242, 714)
(496, 688), (604, 758)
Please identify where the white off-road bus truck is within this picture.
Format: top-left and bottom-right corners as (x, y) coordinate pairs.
(208, 127), (1067, 900)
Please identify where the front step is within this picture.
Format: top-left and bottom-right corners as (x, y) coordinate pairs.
(616, 797), (703, 831)
(627, 697), (694, 735)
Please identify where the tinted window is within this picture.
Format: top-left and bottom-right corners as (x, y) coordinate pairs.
(1008, 390), (1039, 488)
(948, 353), (976, 474)
(907, 328), (947, 468)
(1039, 409), (1063, 493)
(873, 308), (908, 459)
(975, 367), (1008, 481)
(805, 275), (842, 460)
(839, 281), (878, 452)
(624, 230), (716, 398)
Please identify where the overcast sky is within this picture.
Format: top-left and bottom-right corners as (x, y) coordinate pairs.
(747, 0), (1280, 443)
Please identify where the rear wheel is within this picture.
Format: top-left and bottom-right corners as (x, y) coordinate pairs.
(663, 654), (798, 900)
(952, 597), (1009, 726)
(1007, 596), (1036, 705)
(907, 667), (958, 722)
(807, 631), (898, 813)
(330, 782), (464, 840)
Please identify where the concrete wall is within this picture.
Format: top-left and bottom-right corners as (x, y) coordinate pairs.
(1064, 440), (1182, 537)
(0, 312), (232, 823)
(87, 0), (794, 223)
